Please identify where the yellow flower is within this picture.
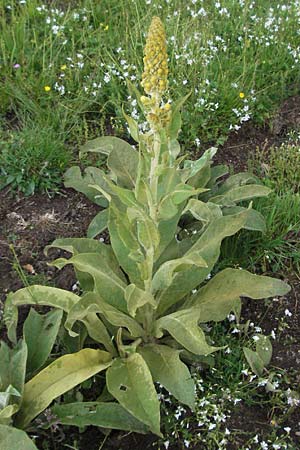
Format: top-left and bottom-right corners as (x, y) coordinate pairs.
(60, 64), (67, 70)
(104, 24), (109, 31)
(239, 92), (245, 99)
(44, 85), (51, 92)
(141, 16), (168, 97)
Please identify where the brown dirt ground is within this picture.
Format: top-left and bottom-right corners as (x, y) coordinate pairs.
(0, 96), (300, 449)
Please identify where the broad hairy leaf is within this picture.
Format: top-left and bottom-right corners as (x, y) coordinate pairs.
(45, 237), (126, 284)
(152, 252), (207, 292)
(106, 353), (161, 436)
(155, 309), (221, 356)
(107, 140), (138, 188)
(184, 199), (222, 224)
(156, 210), (250, 316)
(15, 349), (112, 428)
(64, 166), (110, 206)
(138, 344), (195, 409)
(210, 184), (271, 205)
(52, 401), (149, 433)
(222, 206), (266, 232)
(0, 425), (38, 450)
(184, 268), (290, 321)
(23, 308), (63, 375)
(87, 209), (109, 238)
(65, 292), (144, 339)
(51, 253), (128, 312)
(4, 287), (81, 343)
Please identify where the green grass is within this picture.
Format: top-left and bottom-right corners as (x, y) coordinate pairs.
(1, 0), (300, 194)
(219, 192), (300, 274)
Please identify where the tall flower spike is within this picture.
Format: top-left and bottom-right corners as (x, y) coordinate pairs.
(141, 16), (168, 97)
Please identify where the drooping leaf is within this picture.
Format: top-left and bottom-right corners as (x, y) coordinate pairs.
(138, 344), (195, 409)
(65, 292), (144, 339)
(52, 401), (149, 433)
(45, 237), (125, 281)
(15, 349), (112, 428)
(0, 425), (39, 450)
(4, 287), (81, 343)
(64, 166), (110, 206)
(222, 206), (266, 232)
(51, 253), (128, 312)
(106, 354), (161, 436)
(79, 136), (120, 157)
(155, 309), (221, 356)
(23, 308), (63, 375)
(183, 147), (217, 181)
(0, 340), (27, 403)
(210, 184), (271, 205)
(80, 313), (116, 355)
(184, 268), (290, 321)
(184, 199), (222, 224)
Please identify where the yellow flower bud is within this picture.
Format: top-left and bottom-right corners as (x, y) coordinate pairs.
(141, 17), (168, 96)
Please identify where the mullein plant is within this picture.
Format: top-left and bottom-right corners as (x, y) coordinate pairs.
(3, 17), (290, 439)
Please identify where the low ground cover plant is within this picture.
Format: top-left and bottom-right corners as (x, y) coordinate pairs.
(1, 17), (291, 448)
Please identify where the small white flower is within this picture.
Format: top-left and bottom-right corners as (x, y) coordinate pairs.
(261, 442), (268, 450)
(284, 427), (291, 433)
(164, 441), (170, 449)
(284, 309), (292, 317)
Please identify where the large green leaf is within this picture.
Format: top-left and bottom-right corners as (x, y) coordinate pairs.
(156, 210), (249, 315)
(185, 268), (291, 320)
(155, 309), (221, 356)
(23, 308), (63, 375)
(0, 340), (27, 403)
(222, 206), (266, 232)
(80, 136), (135, 157)
(15, 349), (112, 428)
(80, 313), (116, 355)
(4, 287), (81, 343)
(45, 237), (126, 284)
(64, 166), (110, 206)
(107, 141), (138, 188)
(152, 252), (207, 292)
(138, 344), (195, 409)
(65, 292), (144, 339)
(184, 199), (222, 224)
(106, 354), (161, 436)
(51, 253), (128, 312)
(0, 425), (38, 450)
(210, 184), (271, 205)
(52, 402), (149, 433)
